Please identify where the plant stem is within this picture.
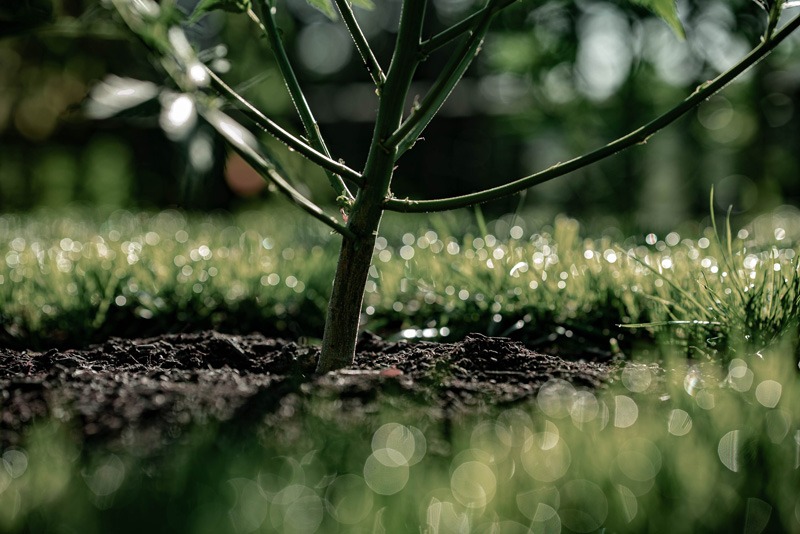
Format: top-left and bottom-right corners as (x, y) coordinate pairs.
(250, 4), (353, 200)
(202, 107), (356, 239)
(419, 0), (516, 57)
(386, 11), (494, 156)
(318, 0), (426, 373)
(205, 67), (364, 188)
(333, 0), (385, 87)
(385, 12), (800, 213)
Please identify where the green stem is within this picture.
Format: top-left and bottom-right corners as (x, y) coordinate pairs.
(765, 0), (783, 40)
(109, 0), (355, 233)
(205, 67), (364, 188)
(333, 0), (385, 87)
(419, 0), (516, 57)
(385, 11), (494, 155)
(317, 0), (426, 373)
(249, 4), (353, 200)
(385, 12), (800, 213)
(202, 107), (356, 239)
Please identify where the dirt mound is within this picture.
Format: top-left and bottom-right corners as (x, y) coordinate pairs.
(0, 331), (611, 447)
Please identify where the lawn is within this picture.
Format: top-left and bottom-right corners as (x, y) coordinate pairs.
(1, 206), (800, 532)
(5, 205), (799, 357)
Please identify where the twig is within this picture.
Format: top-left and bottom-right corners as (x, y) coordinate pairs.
(202, 107), (356, 239)
(384, 12), (800, 213)
(333, 0), (386, 87)
(248, 3), (353, 200)
(205, 67), (364, 188)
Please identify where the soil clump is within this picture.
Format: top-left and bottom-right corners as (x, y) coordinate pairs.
(0, 331), (612, 448)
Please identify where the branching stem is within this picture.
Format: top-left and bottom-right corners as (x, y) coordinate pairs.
(419, 0), (516, 57)
(205, 67), (364, 188)
(202, 107), (356, 239)
(385, 11), (494, 155)
(333, 0), (385, 87)
(249, 3), (353, 200)
(385, 12), (800, 213)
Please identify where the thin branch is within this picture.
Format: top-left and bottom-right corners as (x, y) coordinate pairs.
(202, 106), (356, 239)
(108, 0), (355, 231)
(347, 0), (425, 234)
(333, 0), (385, 87)
(384, 12), (800, 213)
(248, 3), (353, 200)
(384, 12), (493, 156)
(205, 67), (364, 188)
(419, 0), (516, 57)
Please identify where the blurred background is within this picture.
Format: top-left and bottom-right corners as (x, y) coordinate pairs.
(1, 0), (799, 232)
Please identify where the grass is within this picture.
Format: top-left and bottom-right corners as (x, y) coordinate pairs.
(2, 205), (800, 362)
(3, 206), (800, 532)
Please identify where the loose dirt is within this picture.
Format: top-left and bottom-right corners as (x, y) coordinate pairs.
(0, 331), (612, 448)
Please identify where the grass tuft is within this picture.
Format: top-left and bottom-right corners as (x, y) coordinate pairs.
(2, 206), (800, 363)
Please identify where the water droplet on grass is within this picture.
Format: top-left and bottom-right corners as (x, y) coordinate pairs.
(451, 461), (496, 509)
(668, 409), (692, 436)
(559, 479), (607, 532)
(755, 380), (782, 408)
(363, 454), (409, 495)
(570, 391), (599, 425)
(521, 435), (570, 482)
(718, 430), (740, 472)
(622, 366), (652, 393)
(2, 449), (28, 478)
(326, 475), (373, 525)
(617, 485), (638, 522)
(425, 499), (470, 533)
(270, 484), (323, 533)
(745, 498), (773, 534)
(84, 454), (125, 497)
(614, 396), (638, 428)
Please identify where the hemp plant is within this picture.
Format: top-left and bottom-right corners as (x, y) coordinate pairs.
(101, 0), (800, 372)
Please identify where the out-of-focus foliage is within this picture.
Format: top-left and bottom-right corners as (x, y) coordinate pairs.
(630, 0), (685, 36)
(6, 346), (800, 533)
(4, 205), (800, 364)
(1, 0), (799, 227)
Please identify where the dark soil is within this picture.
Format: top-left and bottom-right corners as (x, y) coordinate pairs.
(0, 331), (612, 448)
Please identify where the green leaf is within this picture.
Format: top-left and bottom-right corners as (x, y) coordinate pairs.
(350, 0), (375, 10)
(189, 0), (251, 23)
(304, 0), (337, 19)
(629, 0), (684, 39)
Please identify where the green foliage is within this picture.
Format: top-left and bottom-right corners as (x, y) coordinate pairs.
(625, 194), (800, 360)
(629, 0), (685, 38)
(299, 0), (376, 20)
(100, 0), (800, 371)
(189, 0), (252, 23)
(4, 208), (800, 364)
(303, 0), (338, 19)
(350, 0), (376, 9)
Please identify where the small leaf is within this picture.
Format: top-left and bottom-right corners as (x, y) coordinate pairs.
(84, 76), (161, 120)
(304, 0), (337, 20)
(189, 0), (251, 22)
(752, 0), (777, 12)
(350, 0), (375, 9)
(629, 0), (684, 39)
